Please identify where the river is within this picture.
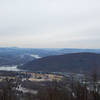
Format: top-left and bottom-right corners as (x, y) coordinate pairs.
(0, 65), (23, 71)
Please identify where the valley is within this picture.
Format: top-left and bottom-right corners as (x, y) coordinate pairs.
(0, 48), (100, 100)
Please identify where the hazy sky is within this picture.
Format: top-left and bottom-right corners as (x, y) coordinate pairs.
(0, 0), (100, 48)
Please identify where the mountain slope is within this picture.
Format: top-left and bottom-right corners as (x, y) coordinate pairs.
(1, 47), (100, 66)
(20, 53), (100, 72)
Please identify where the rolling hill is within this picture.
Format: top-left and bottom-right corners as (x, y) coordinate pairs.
(20, 53), (100, 73)
(0, 47), (100, 67)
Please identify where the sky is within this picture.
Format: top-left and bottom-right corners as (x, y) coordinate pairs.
(0, 0), (100, 48)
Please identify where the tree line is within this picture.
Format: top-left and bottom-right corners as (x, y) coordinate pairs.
(0, 71), (100, 100)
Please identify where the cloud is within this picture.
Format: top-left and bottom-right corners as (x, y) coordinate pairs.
(0, 0), (100, 48)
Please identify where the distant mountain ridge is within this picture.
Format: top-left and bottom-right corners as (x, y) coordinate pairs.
(20, 53), (100, 73)
(0, 47), (100, 66)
